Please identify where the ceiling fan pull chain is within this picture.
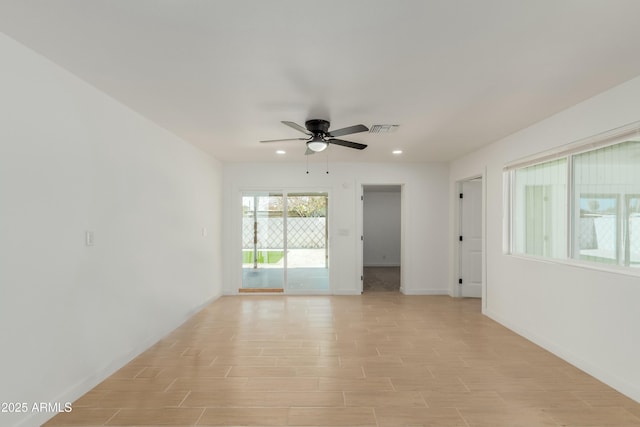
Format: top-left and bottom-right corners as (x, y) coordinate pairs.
(326, 147), (330, 174)
(306, 153), (309, 174)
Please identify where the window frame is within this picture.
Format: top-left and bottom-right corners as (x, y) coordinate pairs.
(504, 122), (640, 276)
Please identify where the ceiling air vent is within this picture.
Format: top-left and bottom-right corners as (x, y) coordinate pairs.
(369, 124), (399, 134)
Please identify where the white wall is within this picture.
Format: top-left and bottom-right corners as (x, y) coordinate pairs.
(223, 162), (449, 295)
(363, 190), (401, 266)
(449, 75), (640, 402)
(0, 34), (223, 427)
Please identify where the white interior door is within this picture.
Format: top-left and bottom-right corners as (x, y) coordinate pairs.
(460, 180), (482, 298)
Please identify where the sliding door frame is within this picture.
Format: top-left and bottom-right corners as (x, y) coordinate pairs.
(238, 187), (332, 295)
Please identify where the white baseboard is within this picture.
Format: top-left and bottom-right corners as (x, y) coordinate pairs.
(485, 309), (640, 403)
(27, 293), (221, 427)
(363, 263), (401, 267)
(400, 289), (449, 295)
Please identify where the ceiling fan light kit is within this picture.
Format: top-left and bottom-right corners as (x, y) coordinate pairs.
(307, 135), (328, 152)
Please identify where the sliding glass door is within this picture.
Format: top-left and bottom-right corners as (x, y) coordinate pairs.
(242, 193), (285, 290)
(286, 193), (329, 291)
(241, 191), (329, 292)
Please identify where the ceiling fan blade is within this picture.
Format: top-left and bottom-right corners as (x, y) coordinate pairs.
(328, 139), (368, 150)
(260, 138), (308, 143)
(327, 124), (369, 137)
(304, 147), (316, 155)
(282, 121), (311, 135)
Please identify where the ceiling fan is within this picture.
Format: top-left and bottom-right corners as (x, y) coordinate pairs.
(260, 120), (369, 154)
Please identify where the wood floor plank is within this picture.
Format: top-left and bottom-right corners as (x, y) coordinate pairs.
(43, 408), (119, 426)
(458, 407), (559, 427)
(344, 391), (427, 407)
(105, 407), (204, 425)
(374, 407), (468, 427)
(288, 407), (377, 426)
(197, 408), (288, 426)
(182, 390), (344, 408)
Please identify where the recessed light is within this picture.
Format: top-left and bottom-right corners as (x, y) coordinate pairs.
(276, 150), (286, 155)
(392, 150), (403, 154)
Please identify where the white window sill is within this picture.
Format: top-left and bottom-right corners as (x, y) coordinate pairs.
(506, 252), (640, 278)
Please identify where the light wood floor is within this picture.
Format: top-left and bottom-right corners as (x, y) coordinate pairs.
(45, 295), (640, 426)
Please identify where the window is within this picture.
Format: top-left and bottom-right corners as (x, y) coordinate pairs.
(573, 141), (640, 267)
(513, 159), (567, 259)
(506, 127), (640, 271)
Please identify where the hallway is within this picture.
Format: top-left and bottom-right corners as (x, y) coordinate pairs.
(363, 267), (401, 292)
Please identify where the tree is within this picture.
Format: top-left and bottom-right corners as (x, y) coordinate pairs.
(268, 195), (327, 217)
(287, 195), (327, 217)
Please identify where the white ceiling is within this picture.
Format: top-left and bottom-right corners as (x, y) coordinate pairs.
(2, 0), (640, 163)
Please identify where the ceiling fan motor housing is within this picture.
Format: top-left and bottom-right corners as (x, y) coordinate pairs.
(305, 119), (331, 136)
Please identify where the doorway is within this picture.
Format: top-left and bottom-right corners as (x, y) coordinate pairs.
(458, 177), (483, 298)
(241, 191), (329, 293)
(362, 185), (402, 292)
